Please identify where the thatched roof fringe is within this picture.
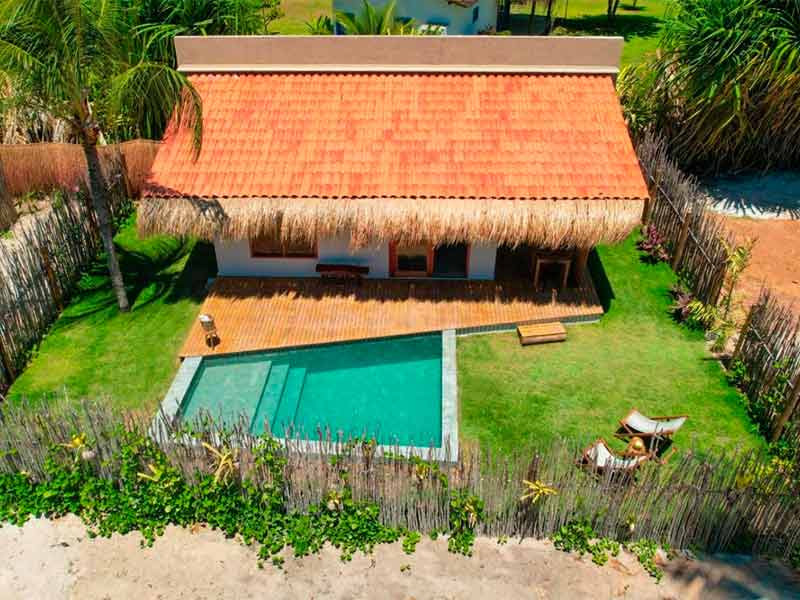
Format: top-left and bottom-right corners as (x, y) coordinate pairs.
(137, 196), (644, 249)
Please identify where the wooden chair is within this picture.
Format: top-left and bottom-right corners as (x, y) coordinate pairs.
(614, 409), (688, 457)
(578, 438), (651, 474)
(198, 314), (219, 347)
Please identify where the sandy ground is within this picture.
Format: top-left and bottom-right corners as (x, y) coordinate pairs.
(722, 217), (800, 310)
(1, 516), (798, 599)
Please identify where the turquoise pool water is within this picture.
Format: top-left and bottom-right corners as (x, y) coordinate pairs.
(180, 335), (443, 446)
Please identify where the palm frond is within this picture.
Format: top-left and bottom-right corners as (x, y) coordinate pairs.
(109, 61), (202, 153)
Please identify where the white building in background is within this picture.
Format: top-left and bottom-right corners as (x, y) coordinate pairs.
(333, 0), (498, 35)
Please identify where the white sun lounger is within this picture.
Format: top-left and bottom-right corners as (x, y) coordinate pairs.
(579, 438), (650, 472)
(616, 409), (687, 438)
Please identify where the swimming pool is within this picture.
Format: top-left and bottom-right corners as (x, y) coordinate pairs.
(155, 332), (458, 457)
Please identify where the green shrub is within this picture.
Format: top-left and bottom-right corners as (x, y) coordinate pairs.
(0, 430), (494, 563)
(790, 546), (800, 571)
(552, 519), (619, 566)
(552, 520), (665, 580)
(448, 490), (485, 556)
(626, 538), (664, 582)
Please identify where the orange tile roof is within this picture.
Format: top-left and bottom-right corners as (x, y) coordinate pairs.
(144, 73), (649, 201)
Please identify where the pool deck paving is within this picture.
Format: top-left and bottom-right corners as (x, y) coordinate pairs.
(180, 273), (603, 357)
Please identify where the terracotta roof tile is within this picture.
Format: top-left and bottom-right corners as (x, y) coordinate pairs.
(144, 73), (649, 201)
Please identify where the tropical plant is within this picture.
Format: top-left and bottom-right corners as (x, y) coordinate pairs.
(637, 225), (670, 263)
(305, 14), (334, 35)
(519, 479), (557, 504)
(718, 237), (755, 324)
(669, 281), (695, 323)
(133, 0), (281, 66)
(619, 0), (800, 171)
(335, 0), (417, 35)
(0, 0), (204, 311)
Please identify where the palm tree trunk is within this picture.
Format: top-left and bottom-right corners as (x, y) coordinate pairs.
(528, 0), (537, 34)
(544, 0), (554, 34)
(82, 140), (130, 312)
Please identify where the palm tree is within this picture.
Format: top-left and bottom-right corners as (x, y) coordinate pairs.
(336, 0), (417, 35)
(0, 0), (202, 311)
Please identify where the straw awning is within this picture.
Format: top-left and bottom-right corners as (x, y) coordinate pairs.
(140, 69), (648, 248)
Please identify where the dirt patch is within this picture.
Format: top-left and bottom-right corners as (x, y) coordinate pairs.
(722, 217), (800, 311)
(1, 516), (798, 599)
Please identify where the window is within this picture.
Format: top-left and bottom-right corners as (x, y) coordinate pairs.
(396, 243), (430, 275)
(472, 6), (480, 23)
(390, 242), (471, 278)
(250, 235), (317, 258)
(391, 242), (432, 277)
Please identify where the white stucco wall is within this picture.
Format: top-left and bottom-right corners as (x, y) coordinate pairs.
(214, 235), (390, 278)
(214, 237), (499, 280)
(333, 0), (498, 35)
(468, 242), (497, 280)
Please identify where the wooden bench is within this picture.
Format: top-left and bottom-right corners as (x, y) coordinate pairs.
(517, 321), (567, 346)
(316, 263), (370, 280)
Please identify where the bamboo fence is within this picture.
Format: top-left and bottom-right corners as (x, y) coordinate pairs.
(0, 140), (160, 390)
(638, 132), (800, 447)
(0, 197), (99, 388)
(1, 400), (799, 559)
(0, 140), (160, 199)
(734, 289), (800, 444)
(637, 132), (733, 306)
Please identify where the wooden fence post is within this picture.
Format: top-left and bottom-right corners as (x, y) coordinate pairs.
(642, 171), (659, 225)
(39, 246), (62, 311)
(0, 328), (15, 383)
(770, 376), (800, 443)
(671, 214), (691, 271)
(733, 303), (756, 361)
(641, 196), (653, 226)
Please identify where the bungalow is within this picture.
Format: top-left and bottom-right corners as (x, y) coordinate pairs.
(140, 35), (648, 298)
(333, 0), (498, 35)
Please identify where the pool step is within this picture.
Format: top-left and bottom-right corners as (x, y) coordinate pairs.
(250, 363), (289, 434)
(272, 368), (306, 435)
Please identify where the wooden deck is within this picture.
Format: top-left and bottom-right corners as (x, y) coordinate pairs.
(180, 273), (604, 357)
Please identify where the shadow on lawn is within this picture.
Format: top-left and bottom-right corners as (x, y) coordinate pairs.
(554, 14), (661, 41)
(588, 249), (615, 313)
(52, 240), (216, 327)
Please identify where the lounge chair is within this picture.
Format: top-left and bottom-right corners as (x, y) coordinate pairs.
(578, 438), (650, 473)
(614, 409), (687, 456)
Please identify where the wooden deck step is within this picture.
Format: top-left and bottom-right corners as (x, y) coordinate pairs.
(517, 322), (567, 346)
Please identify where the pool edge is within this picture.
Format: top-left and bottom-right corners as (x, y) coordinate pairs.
(149, 356), (202, 442)
(152, 331), (459, 463)
(441, 329), (459, 461)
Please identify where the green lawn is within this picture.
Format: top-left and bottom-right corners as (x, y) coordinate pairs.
(458, 234), (763, 456)
(510, 0), (669, 66)
(7, 216), (216, 411)
(273, 0), (667, 67)
(270, 0), (331, 34)
(8, 218), (761, 457)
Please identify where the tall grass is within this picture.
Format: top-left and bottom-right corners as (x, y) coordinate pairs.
(619, 0), (800, 172)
